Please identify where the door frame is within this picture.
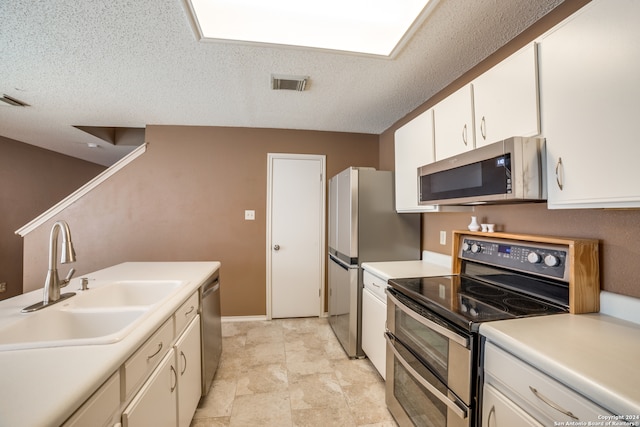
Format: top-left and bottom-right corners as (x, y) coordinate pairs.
(266, 153), (326, 320)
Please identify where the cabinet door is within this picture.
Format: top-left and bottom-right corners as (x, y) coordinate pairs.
(176, 316), (202, 427)
(361, 287), (386, 379)
(482, 384), (543, 427)
(540, 0), (640, 208)
(394, 109), (435, 212)
(433, 84), (474, 160)
(122, 349), (178, 427)
(473, 43), (540, 147)
(63, 373), (120, 427)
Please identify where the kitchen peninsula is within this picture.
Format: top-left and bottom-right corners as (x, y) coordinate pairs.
(0, 261), (220, 427)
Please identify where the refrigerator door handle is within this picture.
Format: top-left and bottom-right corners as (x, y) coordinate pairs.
(329, 254), (350, 271)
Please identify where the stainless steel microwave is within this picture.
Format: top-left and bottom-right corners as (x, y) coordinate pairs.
(418, 136), (546, 205)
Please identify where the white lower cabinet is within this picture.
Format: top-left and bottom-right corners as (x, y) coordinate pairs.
(122, 349), (178, 427)
(62, 372), (121, 427)
(176, 316), (202, 427)
(122, 315), (202, 427)
(62, 291), (204, 427)
(361, 271), (387, 379)
(482, 342), (612, 426)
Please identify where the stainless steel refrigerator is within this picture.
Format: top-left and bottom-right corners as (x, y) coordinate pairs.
(328, 167), (420, 358)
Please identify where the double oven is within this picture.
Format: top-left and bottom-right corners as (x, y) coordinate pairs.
(384, 232), (586, 427)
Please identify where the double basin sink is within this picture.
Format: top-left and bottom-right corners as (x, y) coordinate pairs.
(0, 280), (184, 351)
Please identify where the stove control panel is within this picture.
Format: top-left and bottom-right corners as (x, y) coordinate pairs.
(459, 236), (569, 281)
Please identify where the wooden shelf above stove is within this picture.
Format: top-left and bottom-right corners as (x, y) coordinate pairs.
(451, 231), (600, 314)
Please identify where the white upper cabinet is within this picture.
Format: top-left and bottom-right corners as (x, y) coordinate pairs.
(539, 0), (640, 208)
(473, 43), (540, 147)
(394, 109), (435, 212)
(394, 109), (471, 213)
(433, 84), (475, 160)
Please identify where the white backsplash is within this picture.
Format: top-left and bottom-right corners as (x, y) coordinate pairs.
(422, 250), (452, 268)
(599, 291), (640, 325)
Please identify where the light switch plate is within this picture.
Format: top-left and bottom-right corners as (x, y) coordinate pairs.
(440, 231), (447, 245)
(245, 210), (255, 220)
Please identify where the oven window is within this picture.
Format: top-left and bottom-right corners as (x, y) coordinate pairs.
(395, 358), (446, 427)
(394, 305), (449, 381)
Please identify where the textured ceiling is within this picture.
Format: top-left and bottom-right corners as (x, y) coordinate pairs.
(1, 0), (564, 166)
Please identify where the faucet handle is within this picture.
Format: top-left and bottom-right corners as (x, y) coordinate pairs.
(60, 268), (76, 288)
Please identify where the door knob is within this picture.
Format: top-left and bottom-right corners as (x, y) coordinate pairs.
(273, 244), (280, 251)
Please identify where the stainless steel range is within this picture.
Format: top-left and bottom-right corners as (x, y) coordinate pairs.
(384, 232), (599, 427)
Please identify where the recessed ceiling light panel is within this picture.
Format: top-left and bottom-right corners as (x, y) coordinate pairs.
(185, 0), (437, 57)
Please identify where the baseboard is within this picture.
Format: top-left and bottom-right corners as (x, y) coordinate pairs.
(221, 315), (268, 323)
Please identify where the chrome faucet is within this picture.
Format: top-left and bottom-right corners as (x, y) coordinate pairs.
(22, 220), (77, 312)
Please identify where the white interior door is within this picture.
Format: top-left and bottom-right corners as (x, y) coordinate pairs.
(267, 154), (325, 319)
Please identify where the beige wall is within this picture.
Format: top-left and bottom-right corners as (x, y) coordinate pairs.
(0, 136), (105, 300)
(380, 0), (640, 299)
(22, 126), (379, 316)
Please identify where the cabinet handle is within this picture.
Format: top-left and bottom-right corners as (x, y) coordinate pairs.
(480, 116), (487, 140)
(555, 157), (564, 190)
(146, 342), (163, 360)
(184, 306), (195, 316)
(180, 351), (187, 375)
(529, 386), (578, 420)
(487, 405), (495, 426)
(462, 124), (468, 145)
(170, 365), (178, 393)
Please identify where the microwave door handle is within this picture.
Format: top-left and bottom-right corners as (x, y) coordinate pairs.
(386, 290), (469, 348)
(385, 334), (468, 420)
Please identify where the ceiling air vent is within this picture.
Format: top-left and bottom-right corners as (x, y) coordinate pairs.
(0, 94), (30, 107)
(271, 74), (309, 91)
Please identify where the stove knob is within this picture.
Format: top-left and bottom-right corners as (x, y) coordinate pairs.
(462, 242), (471, 251)
(544, 254), (561, 267)
(527, 252), (542, 264)
(471, 243), (482, 253)
(469, 307), (479, 317)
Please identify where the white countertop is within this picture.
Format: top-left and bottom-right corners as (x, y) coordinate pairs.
(362, 251), (452, 281)
(0, 261), (220, 427)
(480, 313), (640, 417)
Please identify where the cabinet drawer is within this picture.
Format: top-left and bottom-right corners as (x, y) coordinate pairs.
(175, 292), (199, 337)
(124, 318), (174, 398)
(63, 372), (120, 427)
(483, 383), (542, 427)
(484, 342), (611, 423)
(122, 349), (177, 427)
(363, 270), (387, 300)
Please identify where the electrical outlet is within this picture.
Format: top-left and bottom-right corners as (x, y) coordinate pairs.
(440, 231), (447, 245)
(0, 282), (6, 293)
(244, 210), (255, 220)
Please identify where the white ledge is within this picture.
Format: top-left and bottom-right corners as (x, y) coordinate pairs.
(15, 143), (148, 237)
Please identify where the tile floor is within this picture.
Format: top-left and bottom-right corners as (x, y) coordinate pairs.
(190, 317), (398, 427)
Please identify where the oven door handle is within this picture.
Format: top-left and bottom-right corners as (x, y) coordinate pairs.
(385, 333), (468, 420)
(386, 289), (469, 348)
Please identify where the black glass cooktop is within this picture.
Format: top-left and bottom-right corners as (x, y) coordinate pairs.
(387, 274), (569, 332)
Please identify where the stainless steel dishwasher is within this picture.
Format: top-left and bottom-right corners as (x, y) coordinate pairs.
(199, 271), (221, 396)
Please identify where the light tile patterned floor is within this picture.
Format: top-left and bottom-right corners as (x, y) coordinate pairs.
(190, 317), (398, 427)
